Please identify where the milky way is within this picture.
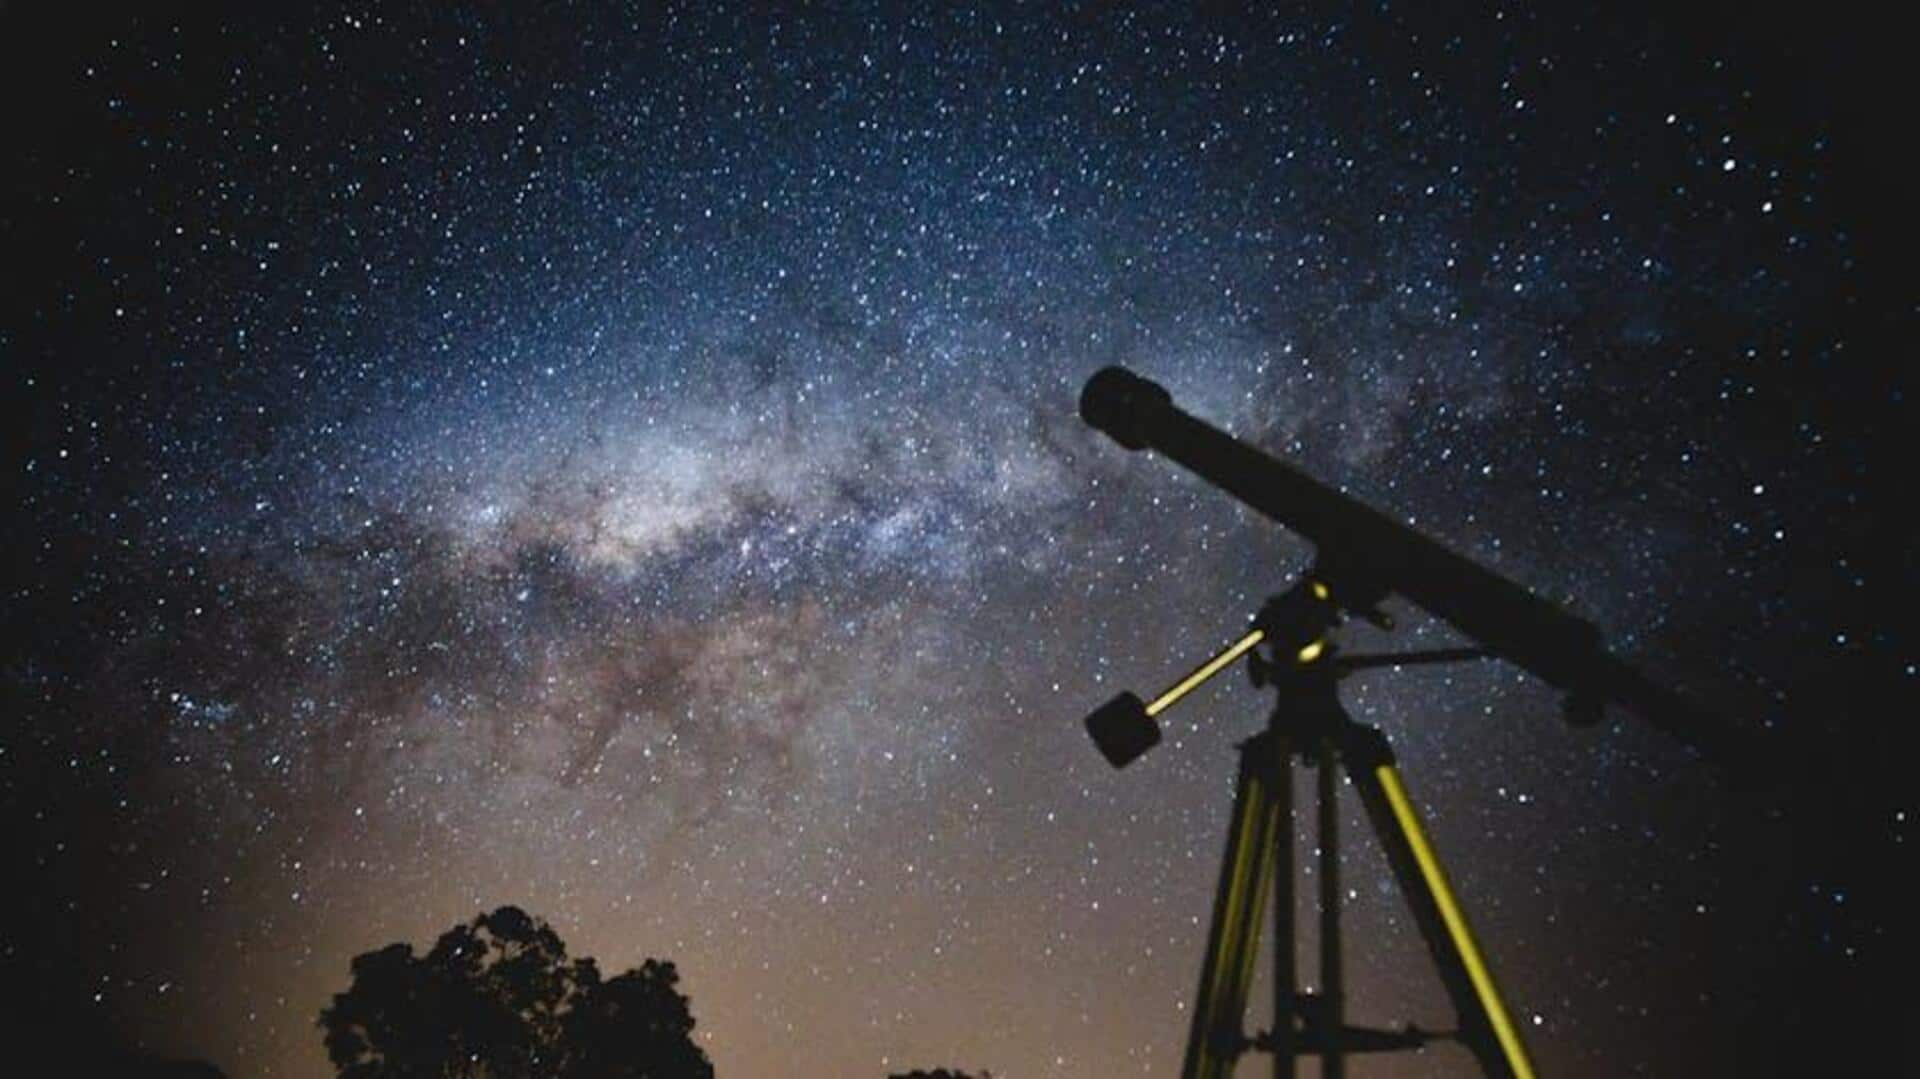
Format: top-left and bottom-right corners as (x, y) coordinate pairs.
(6, 6), (1904, 1077)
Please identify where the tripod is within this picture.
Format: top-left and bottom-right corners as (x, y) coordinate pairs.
(1086, 579), (1536, 1078)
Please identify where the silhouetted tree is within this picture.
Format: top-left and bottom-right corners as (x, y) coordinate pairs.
(559, 960), (709, 1077)
(319, 906), (712, 1078)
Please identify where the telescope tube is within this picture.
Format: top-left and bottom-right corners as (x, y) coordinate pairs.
(1080, 366), (1745, 760)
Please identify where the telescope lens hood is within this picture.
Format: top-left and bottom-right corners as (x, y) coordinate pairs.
(1080, 367), (1171, 450)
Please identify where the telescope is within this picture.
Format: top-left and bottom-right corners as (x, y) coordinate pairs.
(1079, 365), (1748, 763)
(1073, 367), (1757, 1079)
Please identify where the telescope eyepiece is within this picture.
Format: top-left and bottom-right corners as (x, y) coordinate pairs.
(1080, 367), (1172, 451)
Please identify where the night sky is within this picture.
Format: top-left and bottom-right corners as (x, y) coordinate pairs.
(4, 4), (1908, 1077)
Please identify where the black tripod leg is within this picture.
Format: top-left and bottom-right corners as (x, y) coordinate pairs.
(1341, 726), (1536, 1079)
(1270, 736), (1295, 1079)
(1316, 747), (1344, 1079)
(1183, 731), (1288, 1079)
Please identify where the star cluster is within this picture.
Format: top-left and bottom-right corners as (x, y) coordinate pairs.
(5, 5), (1902, 1077)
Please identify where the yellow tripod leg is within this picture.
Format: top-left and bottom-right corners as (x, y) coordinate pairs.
(1182, 735), (1286, 1079)
(1369, 763), (1536, 1079)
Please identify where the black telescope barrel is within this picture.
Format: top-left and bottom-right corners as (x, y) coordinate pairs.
(1080, 366), (1746, 760)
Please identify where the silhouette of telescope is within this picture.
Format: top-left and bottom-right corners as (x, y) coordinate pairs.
(1079, 365), (1748, 761)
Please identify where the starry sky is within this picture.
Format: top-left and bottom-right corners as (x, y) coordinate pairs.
(4, 4), (1908, 1077)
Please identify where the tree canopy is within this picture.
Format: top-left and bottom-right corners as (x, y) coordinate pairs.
(319, 906), (711, 1078)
